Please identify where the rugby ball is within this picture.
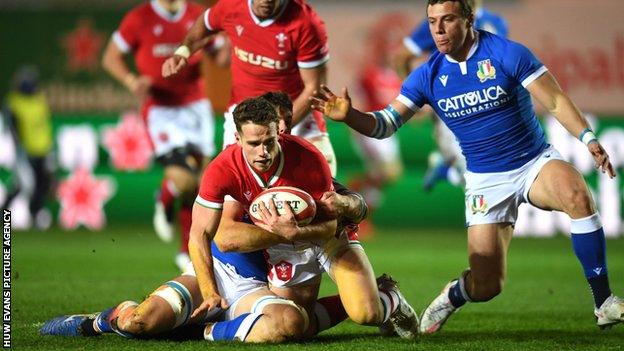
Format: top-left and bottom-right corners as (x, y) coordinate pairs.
(249, 186), (316, 226)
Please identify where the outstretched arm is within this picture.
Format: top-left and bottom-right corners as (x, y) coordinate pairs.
(527, 72), (615, 178)
(310, 85), (416, 139)
(162, 13), (215, 78)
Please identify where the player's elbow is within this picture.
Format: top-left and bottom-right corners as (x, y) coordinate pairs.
(213, 234), (240, 253)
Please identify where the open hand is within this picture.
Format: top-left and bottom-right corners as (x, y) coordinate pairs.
(191, 293), (228, 319)
(256, 198), (299, 240)
(310, 85), (352, 121)
(588, 141), (616, 178)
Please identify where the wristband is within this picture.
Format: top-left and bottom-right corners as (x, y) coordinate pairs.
(174, 45), (191, 59)
(579, 128), (597, 146)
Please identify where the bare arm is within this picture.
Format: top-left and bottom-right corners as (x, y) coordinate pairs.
(527, 72), (615, 178)
(101, 40), (151, 100)
(162, 13), (215, 78)
(310, 85), (416, 138)
(214, 201), (289, 253)
(188, 202), (228, 318)
(317, 191), (367, 224)
(292, 64), (327, 126)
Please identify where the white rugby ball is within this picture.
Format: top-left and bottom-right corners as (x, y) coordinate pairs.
(249, 186), (316, 226)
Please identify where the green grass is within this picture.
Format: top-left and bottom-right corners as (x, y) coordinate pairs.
(11, 224), (624, 350)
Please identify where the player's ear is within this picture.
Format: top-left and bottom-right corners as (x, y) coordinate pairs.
(235, 131), (241, 145)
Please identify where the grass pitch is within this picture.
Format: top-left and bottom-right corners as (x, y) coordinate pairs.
(11, 224), (624, 350)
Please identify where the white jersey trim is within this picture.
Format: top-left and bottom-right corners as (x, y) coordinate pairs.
(396, 95), (418, 112)
(298, 54), (330, 69)
(248, 0), (289, 27)
(224, 195), (238, 202)
(151, 0), (187, 23)
(402, 37), (423, 57)
(445, 31), (479, 63)
(242, 143), (285, 189)
(521, 66), (548, 88)
(112, 31), (131, 53)
(195, 195), (224, 209)
(203, 9), (214, 31)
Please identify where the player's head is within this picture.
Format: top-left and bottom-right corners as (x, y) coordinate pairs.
(13, 65), (40, 95)
(260, 91), (293, 134)
(251, 0), (286, 20)
(233, 97), (280, 172)
(426, 0), (475, 55)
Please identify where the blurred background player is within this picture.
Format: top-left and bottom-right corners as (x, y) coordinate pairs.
(1, 65), (54, 229)
(349, 14), (406, 237)
(162, 0), (338, 176)
(102, 0), (225, 270)
(394, 0), (508, 192)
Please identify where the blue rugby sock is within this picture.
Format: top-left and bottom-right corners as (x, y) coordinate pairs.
(206, 313), (263, 341)
(570, 213), (612, 307)
(448, 282), (467, 308)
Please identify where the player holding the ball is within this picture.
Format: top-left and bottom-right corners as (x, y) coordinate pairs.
(40, 95), (418, 342)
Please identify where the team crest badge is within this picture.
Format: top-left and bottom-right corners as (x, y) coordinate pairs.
(274, 260), (293, 282)
(476, 59), (496, 83)
(469, 194), (488, 214)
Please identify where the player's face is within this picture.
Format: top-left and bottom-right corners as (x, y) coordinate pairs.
(251, 0), (283, 20)
(427, 2), (472, 56)
(237, 122), (280, 172)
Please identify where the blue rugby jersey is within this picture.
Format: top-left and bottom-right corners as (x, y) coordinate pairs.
(403, 7), (509, 56)
(398, 31), (548, 173)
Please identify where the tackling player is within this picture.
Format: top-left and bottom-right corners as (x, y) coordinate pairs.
(40, 96), (417, 342)
(102, 0), (225, 270)
(162, 0), (338, 176)
(395, 0), (508, 192)
(312, 0), (623, 334)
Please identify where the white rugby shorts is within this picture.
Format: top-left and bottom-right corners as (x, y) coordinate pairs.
(146, 99), (216, 157)
(464, 145), (564, 226)
(182, 257), (266, 321)
(265, 228), (362, 288)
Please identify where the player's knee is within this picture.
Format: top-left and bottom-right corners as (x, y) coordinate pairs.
(117, 308), (160, 336)
(264, 305), (307, 341)
(560, 186), (593, 217)
(346, 300), (381, 326)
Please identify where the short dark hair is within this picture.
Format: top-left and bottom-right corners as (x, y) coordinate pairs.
(427, 0), (473, 19)
(260, 91), (293, 113)
(233, 97), (279, 132)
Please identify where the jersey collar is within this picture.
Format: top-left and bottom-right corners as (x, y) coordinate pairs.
(445, 30), (480, 63)
(247, 0), (289, 27)
(151, 0), (187, 23)
(242, 142), (285, 189)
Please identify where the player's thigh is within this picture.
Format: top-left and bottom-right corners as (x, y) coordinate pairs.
(330, 247), (379, 311)
(270, 283), (320, 312)
(229, 287), (276, 317)
(467, 223), (513, 281)
(527, 159), (595, 213)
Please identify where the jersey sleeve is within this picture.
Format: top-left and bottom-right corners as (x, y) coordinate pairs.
(502, 40), (547, 88)
(196, 159), (230, 210)
(203, 0), (225, 33)
(397, 65), (429, 111)
(403, 20), (436, 57)
(113, 11), (140, 53)
(296, 11), (330, 69)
